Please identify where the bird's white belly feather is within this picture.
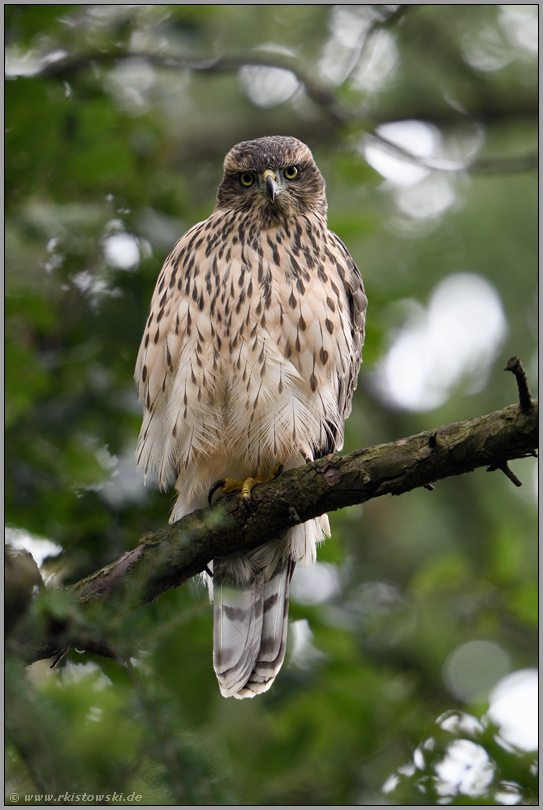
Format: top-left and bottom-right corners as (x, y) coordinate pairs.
(159, 240), (352, 509)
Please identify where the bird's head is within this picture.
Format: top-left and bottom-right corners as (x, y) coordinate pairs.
(216, 136), (328, 222)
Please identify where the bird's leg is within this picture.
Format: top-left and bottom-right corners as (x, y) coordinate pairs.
(208, 464), (284, 512)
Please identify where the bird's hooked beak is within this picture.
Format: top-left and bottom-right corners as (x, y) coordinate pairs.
(263, 169), (280, 203)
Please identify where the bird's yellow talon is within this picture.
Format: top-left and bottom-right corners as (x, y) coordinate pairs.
(222, 477), (245, 494)
(241, 477), (256, 500)
(208, 466), (284, 509)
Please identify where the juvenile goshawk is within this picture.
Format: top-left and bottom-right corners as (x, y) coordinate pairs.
(135, 136), (367, 698)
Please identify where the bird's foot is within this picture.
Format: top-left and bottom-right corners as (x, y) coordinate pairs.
(208, 464), (284, 512)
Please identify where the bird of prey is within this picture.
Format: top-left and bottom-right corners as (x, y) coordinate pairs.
(135, 135), (367, 698)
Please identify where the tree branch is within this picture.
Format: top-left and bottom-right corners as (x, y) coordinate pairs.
(27, 42), (538, 171)
(17, 390), (537, 665)
(365, 131), (538, 176)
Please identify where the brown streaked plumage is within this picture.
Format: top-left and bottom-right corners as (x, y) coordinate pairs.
(135, 136), (367, 698)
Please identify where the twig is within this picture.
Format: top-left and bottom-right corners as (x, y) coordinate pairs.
(470, 154), (539, 174)
(486, 461), (523, 487)
(366, 131), (538, 176)
(505, 356), (533, 412)
(342, 4), (418, 86)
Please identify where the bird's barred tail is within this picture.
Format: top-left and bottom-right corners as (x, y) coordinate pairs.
(212, 553), (295, 699)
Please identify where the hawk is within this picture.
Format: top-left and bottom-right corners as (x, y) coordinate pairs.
(135, 136), (367, 698)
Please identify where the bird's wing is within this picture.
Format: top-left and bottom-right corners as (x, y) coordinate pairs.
(327, 231), (368, 426)
(134, 217), (215, 488)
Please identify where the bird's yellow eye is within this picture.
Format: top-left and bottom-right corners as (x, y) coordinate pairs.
(240, 172), (255, 187)
(284, 166), (298, 180)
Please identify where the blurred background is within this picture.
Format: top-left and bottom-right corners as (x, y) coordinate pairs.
(5, 5), (538, 806)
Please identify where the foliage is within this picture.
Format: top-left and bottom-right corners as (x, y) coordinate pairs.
(5, 5), (537, 806)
